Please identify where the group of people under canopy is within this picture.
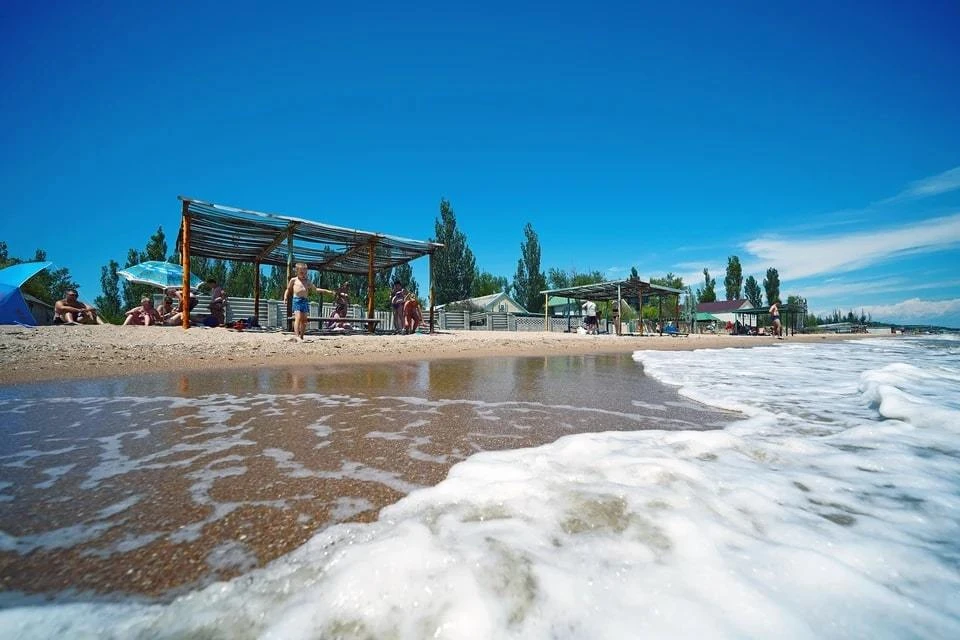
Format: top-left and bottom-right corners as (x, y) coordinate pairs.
(284, 262), (422, 341)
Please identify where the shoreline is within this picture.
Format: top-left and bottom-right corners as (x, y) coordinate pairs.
(0, 325), (884, 386)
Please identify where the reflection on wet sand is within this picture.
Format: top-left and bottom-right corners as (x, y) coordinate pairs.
(0, 353), (733, 599)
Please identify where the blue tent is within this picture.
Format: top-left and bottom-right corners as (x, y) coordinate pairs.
(0, 261), (53, 326)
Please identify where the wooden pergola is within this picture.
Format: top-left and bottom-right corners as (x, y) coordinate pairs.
(540, 278), (686, 335)
(175, 196), (443, 331)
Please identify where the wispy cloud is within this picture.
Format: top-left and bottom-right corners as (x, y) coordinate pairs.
(890, 166), (960, 201)
(743, 213), (960, 280)
(798, 277), (960, 300)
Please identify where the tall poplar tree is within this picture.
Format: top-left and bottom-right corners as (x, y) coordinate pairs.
(512, 223), (547, 313)
(696, 268), (717, 303)
(431, 198), (476, 305)
(724, 255), (743, 300)
(744, 275), (763, 308)
(763, 267), (781, 306)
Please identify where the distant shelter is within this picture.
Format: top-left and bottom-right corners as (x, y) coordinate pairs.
(540, 278), (685, 335)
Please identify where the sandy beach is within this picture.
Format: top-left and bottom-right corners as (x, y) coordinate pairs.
(0, 325), (879, 385)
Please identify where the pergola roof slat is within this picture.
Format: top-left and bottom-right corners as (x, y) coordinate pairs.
(178, 196), (443, 274)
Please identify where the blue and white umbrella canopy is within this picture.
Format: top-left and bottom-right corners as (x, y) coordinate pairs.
(117, 261), (203, 289)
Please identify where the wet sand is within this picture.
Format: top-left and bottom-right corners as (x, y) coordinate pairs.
(0, 324), (879, 386)
(0, 353), (734, 600)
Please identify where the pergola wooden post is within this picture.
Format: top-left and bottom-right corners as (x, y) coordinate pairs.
(180, 200), (191, 330)
(428, 250), (435, 333)
(253, 260), (261, 320)
(544, 293), (549, 331)
(285, 234), (294, 329)
(366, 240), (376, 332)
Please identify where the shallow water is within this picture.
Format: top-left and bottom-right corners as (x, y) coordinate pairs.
(2, 338), (956, 639)
(0, 353), (728, 599)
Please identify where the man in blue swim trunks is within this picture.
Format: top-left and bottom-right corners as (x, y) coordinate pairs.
(284, 262), (333, 341)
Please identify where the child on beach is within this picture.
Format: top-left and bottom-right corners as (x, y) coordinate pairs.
(284, 263), (333, 341)
(402, 293), (422, 334)
(123, 297), (162, 326)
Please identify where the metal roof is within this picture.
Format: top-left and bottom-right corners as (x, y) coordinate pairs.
(541, 278), (684, 303)
(177, 196), (443, 275)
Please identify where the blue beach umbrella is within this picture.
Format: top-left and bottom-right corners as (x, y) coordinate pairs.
(0, 261), (53, 325)
(117, 261), (203, 289)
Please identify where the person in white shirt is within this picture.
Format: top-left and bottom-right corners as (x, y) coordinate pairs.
(582, 300), (598, 335)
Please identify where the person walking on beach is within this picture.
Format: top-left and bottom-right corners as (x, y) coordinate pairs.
(582, 300), (598, 335)
(54, 289), (104, 325)
(284, 263), (333, 341)
(391, 279), (407, 334)
(769, 301), (782, 338)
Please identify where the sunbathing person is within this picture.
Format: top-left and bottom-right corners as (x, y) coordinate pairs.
(123, 297), (162, 326)
(402, 293), (422, 334)
(327, 282), (351, 332)
(54, 289), (104, 325)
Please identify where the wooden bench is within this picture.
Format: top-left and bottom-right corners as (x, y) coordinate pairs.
(287, 316), (382, 333)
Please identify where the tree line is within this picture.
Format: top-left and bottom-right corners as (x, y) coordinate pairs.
(4, 199), (834, 327)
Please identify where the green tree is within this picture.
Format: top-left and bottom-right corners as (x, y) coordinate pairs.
(763, 267), (781, 306)
(472, 270), (508, 297)
(512, 223), (547, 313)
(431, 198), (476, 305)
(744, 275), (763, 308)
(393, 262), (418, 296)
(547, 267), (570, 290)
(144, 226), (167, 262)
(724, 255), (743, 300)
(696, 268), (717, 303)
(94, 260), (123, 323)
(645, 273), (685, 321)
(225, 261), (257, 298)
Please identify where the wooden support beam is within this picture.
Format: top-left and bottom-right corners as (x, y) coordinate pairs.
(181, 201), (191, 330)
(366, 240), (376, 331)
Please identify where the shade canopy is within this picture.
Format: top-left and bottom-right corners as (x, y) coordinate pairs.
(177, 197), (443, 274)
(541, 278), (684, 303)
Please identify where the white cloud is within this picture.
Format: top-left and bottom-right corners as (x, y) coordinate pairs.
(855, 297), (960, 327)
(743, 213), (960, 280)
(797, 277), (960, 300)
(895, 166), (960, 200)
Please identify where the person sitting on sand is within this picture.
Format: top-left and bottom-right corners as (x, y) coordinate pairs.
(204, 278), (228, 327)
(54, 289), (104, 325)
(123, 297), (162, 326)
(390, 279), (407, 334)
(284, 262), (333, 341)
(402, 292), (422, 334)
(327, 282), (351, 332)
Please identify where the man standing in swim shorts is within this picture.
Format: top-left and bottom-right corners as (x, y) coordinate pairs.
(284, 263), (333, 341)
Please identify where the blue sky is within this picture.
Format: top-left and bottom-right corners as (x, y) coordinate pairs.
(2, 1), (958, 326)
